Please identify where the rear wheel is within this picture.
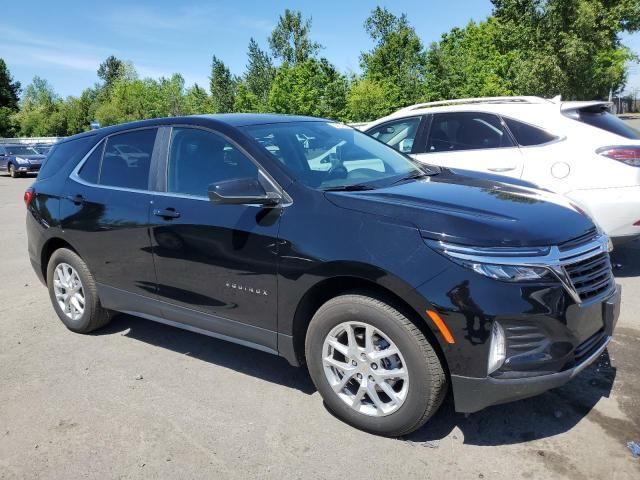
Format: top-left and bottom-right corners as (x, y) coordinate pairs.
(305, 293), (447, 437)
(46, 248), (111, 333)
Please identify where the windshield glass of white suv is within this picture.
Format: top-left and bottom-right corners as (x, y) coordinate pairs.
(7, 146), (39, 155)
(242, 121), (427, 189)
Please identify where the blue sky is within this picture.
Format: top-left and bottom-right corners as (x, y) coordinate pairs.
(2, 0), (639, 98)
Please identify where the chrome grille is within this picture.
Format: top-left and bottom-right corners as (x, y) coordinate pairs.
(563, 252), (614, 302)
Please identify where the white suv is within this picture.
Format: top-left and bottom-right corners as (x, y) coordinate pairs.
(362, 96), (640, 243)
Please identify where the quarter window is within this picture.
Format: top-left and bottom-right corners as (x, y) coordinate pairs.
(78, 141), (103, 184)
(100, 129), (156, 190)
(367, 117), (421, 153)
(503, 117), (558, 146)
(167, 128), (259, 197)
(39, 137), (95, 180)
(427, 112), (514, 152)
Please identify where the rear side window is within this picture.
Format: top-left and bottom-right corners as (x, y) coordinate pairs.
(570, 109), (640, 139)
(38, 136), (95, 180)
(100, 129), (156, 190)
(503, 117), (559, 146)
(427, 112), (515, 152)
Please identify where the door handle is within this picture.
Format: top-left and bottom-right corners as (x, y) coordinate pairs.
(488, 167), (516, 172)
(66, 194), (84, 205)
(153, 208), (181, 219)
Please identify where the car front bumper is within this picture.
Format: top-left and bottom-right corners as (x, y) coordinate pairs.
(449, 285), (621, 413)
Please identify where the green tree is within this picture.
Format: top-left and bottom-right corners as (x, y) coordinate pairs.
(184, 83), (212, 114)
(244, 38), (275, 110)
(97, 55), (127, 89)
(0, 59), (20, 111)
(490, 0), (640, 98)
(346, 78), (395, 122)
(268, 9), (321, 64)
(425, 19), (514, 100)
(268, 58), (347, 119)
(15, 76), (67, 136)
(359, 7), (427, 109)
(209, 55), (236, 113)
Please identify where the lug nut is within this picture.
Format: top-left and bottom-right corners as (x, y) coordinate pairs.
(368, 375), (375, 383)
(356, 373), (363, 380)
(371, 363), (378, 370)
(351, 360), (357, 366)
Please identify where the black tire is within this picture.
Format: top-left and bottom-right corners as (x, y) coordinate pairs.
(8, 163), (17, 178)
(46, 248), (111, 333)
(306, 293), (447, 437)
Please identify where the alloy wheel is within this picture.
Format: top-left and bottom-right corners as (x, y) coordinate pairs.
(322, 321), (409, 417)
(53, 263), (85, 321)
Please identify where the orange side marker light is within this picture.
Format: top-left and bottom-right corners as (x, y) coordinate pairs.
(426, 309), (455, 344)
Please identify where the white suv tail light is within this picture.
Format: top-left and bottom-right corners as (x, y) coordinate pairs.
(597, 145), (640, 167)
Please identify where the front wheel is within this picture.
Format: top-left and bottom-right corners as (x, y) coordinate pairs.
(46, 248), (111, 333)
(305, 293), (447, 437)
(8, 163), (18, 178)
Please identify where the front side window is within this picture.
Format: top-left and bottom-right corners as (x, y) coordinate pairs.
(167, 127), (259, 197)
(503, 117), (558, 146)
(367, 117), (422, 153)
(242, 121), (426, 190)
(427, 112), (514, 152)
(100, 129), (156, 190)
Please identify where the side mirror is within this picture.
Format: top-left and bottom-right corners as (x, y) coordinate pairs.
(208, 177), (281, 206)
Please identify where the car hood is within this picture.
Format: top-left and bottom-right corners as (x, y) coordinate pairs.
(325, 171), (595, 247)
(14, 154), (46, 161)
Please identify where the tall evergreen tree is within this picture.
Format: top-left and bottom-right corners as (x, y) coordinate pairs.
(209, 56), (236, 113)
(0, 59), (21, 111)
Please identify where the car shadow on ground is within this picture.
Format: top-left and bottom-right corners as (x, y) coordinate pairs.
(96, 314), (317, 395)
(403, 350), (616, 446)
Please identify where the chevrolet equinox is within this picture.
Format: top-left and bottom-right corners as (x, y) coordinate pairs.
(26, 114), (621, 436)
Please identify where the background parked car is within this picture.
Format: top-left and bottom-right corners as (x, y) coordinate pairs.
(32, 144), (54, 156)
(362, 96), (640, 243)
(0, 144), (46, 177)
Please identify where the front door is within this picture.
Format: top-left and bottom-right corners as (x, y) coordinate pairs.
(413, 111), (524, 179)
(150, 126), (280, 349)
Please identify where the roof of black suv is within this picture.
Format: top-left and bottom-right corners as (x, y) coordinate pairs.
(58, 114), (331, 145)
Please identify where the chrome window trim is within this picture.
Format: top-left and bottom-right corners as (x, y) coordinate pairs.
(70, 124), (293, 205)
(429, 233), (614, 304)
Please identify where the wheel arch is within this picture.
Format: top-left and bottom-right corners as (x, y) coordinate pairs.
(289, 275), (450, 380)
(40, 237), (79, 285)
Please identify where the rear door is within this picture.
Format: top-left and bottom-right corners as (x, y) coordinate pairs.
(413, 111), (524, 178)
(61, 127), (161, 302)
(149, 126), (281, 351)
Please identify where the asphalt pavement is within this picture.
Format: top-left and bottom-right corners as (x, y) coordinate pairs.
(0, 158), (638, 479)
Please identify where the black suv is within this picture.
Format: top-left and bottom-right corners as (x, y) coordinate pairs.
(26, 115), (620, 436)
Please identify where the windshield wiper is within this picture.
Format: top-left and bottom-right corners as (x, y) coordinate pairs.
(391, 168), (439, 186)
(321, 184), (377, 192)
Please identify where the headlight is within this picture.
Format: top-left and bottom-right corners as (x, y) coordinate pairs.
(15, 157), (28, 164)
(466, 263), (550, 281)
(425, 239), (553, 282)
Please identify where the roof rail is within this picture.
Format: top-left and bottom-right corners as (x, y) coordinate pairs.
(394, 96), (552, 114)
